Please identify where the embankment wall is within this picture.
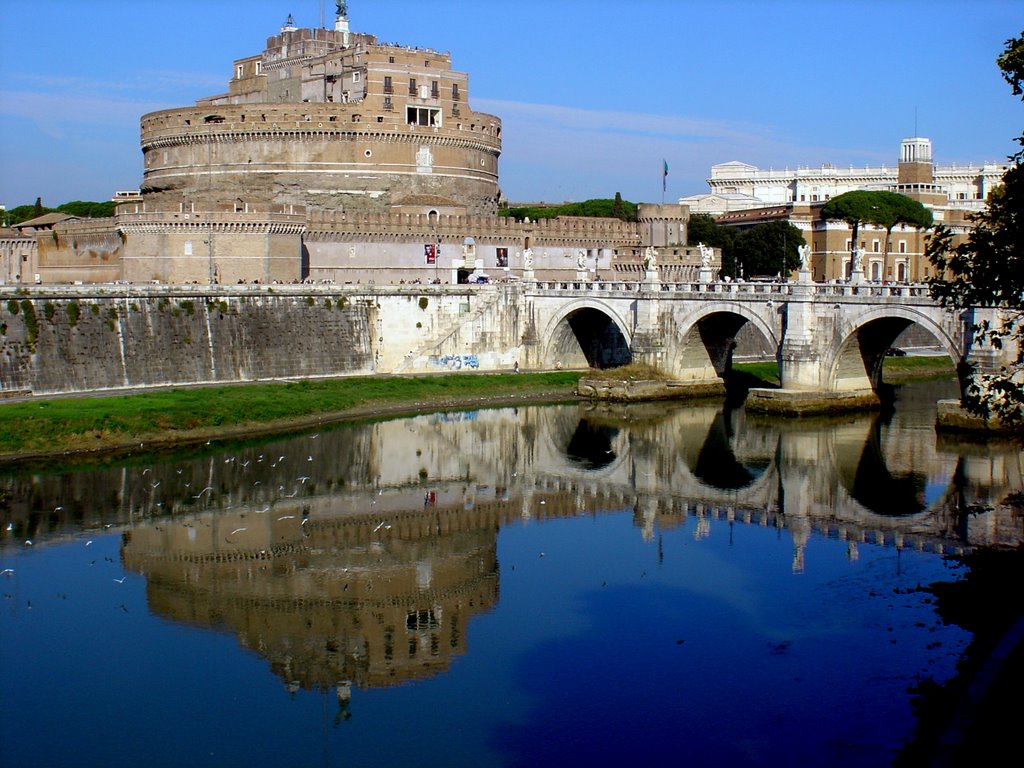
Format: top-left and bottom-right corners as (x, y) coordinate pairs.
(0, 284), (524, 396)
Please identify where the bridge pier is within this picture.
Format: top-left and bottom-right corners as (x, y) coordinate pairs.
(936, 307), (1022, 431)
(748, 282), (879, 415)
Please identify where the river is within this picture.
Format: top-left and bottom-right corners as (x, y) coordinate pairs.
(1, 378), (1021, 767)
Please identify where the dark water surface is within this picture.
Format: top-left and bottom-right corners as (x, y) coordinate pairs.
(1, 379), (1021, 767)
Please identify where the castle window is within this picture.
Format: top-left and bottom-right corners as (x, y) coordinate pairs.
(352, 114), (361, 122)
(388, 56), (395, 63)
(353, 71), (361, 82)
(383, 76), (393, 94)
(407, 106), (441, 127)
(384, 96), (392, 110)
(431, 80), (439, 98)
(236, 64), (243, 79)
(452, 83), (460, 101)
(408, 78), (417, 95)
(899, 240), (907, 253)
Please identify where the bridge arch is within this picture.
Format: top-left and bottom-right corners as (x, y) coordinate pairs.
(826, 305), (961, 393)
(539, 298), (633, 370)
(661, 303), (782, 383)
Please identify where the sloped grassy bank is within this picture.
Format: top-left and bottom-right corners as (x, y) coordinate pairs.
(0, 372), (582, 462)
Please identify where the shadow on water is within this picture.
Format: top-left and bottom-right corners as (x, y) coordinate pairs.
(723, 368), (776, 408)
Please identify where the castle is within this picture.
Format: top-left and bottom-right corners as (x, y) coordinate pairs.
(1, 4), (698, 287)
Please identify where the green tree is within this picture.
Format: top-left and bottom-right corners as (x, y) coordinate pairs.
(57, 200), (116, 218)
(733, 220), (805, 278)
(687, 213), (738, 277)
(612, 192), (625, 221)
(500, 197), (638, 222)
(927, 30), (1024, 427)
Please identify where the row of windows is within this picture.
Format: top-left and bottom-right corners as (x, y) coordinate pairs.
(845, 239), (910, 253)
(382, 76), (459, 100)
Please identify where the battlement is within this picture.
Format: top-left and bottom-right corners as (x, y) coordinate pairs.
(305, 209), (643, 246)
(140, 105), (501, 149)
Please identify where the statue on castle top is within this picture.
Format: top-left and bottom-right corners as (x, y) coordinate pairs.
(336, 1), (348, 17)
(798, 244), (811, 271)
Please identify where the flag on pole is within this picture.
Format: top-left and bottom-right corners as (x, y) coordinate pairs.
(663, 159), (669, 192)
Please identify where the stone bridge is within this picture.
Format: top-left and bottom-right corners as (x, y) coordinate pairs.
(513, 275), (1005, 410)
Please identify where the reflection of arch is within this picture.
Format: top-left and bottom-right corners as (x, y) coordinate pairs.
(828, 412), (959, 518)
(846, 414), (927, 515)
(665, 306), (781, 380)
(541, 299), (633, 370)
(691, 410), (771, 490)
(828, 307), (960, 393)
(565, 419), (620, 470)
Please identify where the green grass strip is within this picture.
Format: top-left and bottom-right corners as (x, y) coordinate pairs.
(733, 355), (956, 387)
(0, 372), (581, 456)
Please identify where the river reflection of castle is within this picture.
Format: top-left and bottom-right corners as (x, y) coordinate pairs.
(4, 390), (1022, 693)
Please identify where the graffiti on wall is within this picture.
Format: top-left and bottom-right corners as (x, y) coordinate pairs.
(435, 354), (479, 370)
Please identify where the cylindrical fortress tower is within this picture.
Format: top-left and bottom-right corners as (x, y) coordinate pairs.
(139, 14), (502, 216)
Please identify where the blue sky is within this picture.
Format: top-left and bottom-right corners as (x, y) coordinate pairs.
(0, 0), (1019, 208)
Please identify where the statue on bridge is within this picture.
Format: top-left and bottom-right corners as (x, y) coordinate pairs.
(643, 246), (658, 272)
(852, 246), (864, 274)
(798, 244), (811, 272)
(522, 248), (534, 271)
(577, 250), (588, 271)
(697, 242), (712, 268)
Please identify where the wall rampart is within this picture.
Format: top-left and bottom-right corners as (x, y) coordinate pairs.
(0, 286), (376, 395)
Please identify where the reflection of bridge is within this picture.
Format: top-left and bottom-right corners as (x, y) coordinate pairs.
(5, 400), (1020, 556)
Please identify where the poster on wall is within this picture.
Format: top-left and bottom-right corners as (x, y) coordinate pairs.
(496, 247), (508, 268)
(424, 244), (436, 264)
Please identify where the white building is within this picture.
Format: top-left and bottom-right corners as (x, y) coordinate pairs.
(681, 138), (1007, 216)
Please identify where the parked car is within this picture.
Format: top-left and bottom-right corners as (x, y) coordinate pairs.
(885, 347), (907, 357)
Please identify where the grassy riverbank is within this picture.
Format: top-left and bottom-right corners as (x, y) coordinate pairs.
(0, 372), (582, 460)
